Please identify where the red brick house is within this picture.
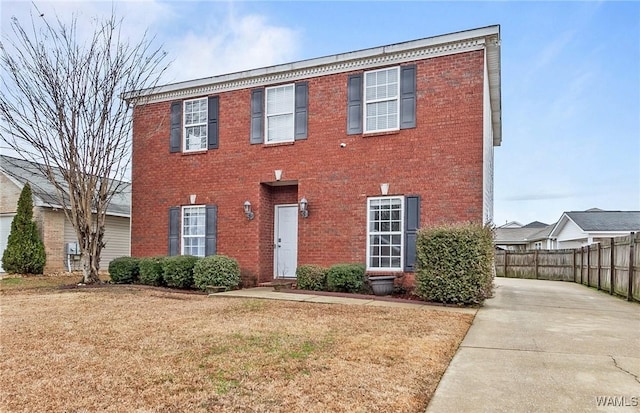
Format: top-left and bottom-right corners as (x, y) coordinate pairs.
(128, 25), (502, 285)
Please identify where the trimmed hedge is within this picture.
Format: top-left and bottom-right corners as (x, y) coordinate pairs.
(415, 223), (495, 305)
(193, 255), (241, 291)
(138, 256), (166, 286)
(162, 255), (200, 289)
(296, 265), (328, 291)
(326, 263), (366, 293)
(108, 257), (140, 284)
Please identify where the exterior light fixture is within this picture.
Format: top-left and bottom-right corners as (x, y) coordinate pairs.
(243, 200), (254, 220)
(299, 197), (309, 218)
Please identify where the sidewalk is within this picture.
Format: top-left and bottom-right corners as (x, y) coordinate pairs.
(426, 277), (640, 413)
(212, 287), (475, 314)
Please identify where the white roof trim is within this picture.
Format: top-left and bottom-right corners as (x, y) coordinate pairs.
(549, 213), (576, 239)
(126, 26), (500, 102)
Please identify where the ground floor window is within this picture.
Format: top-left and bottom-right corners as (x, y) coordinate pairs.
(182, 206), (206, 257)
(367, 196), (404, 271)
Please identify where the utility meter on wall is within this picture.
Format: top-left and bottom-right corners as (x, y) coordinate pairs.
(66, 242), (79, 255)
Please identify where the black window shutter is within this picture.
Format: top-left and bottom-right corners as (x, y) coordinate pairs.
(170, 101), (182, 153)
(250, 88), (264, 144)
(400, 64), (417, 130)
(294, 82), (308, 140)
(205, 205), (217, 256)
(208, 96), (219, 150)
(404, 195), (420, 272)
(347, 74), (363, 135)
(168, 207), (180, 256)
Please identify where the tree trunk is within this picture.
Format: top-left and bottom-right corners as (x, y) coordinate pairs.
(80, 224), (104, 284)
(81, 253), (101, 284)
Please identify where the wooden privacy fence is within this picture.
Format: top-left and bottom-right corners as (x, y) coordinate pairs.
(495, 233), (639, 302)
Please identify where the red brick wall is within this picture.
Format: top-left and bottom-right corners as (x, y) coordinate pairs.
(131, 50), (485, 283)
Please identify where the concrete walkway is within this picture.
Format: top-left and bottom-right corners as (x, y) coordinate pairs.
(426, 277), (640, 413)
(211, 287), (475, 314)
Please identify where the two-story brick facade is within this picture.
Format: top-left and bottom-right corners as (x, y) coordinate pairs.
(128, 25), (502, 285)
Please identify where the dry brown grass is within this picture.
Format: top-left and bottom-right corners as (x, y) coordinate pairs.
(0, 277), (473, 412)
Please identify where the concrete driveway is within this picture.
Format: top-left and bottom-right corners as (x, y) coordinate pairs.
(426, 277), (640, 413)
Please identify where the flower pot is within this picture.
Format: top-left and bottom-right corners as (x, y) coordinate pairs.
(368, 275), (395, 296)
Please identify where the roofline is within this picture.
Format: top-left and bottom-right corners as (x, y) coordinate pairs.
(549, 212), (640, 237)
(36, 202), (131, 218)
(549, 213), (572, 239)
(1, 171), (131, 217)
(124, 25), (501, 145)
(0, 157), (131, 218)
(126, 25), (499, 100)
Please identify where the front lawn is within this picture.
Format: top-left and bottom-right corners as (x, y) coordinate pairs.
(0, 278), (473, 412)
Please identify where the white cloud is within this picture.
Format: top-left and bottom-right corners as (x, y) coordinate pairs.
(1, 1), (300, 85)
(163, 12), (299, 83)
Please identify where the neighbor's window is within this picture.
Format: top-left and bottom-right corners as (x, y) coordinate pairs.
(367, 196), (404, 270)
(364, 66), (400, 133)
(183, 97), (208, 151)
(182, 206), (206, 257)
(265, 84), (295, 143)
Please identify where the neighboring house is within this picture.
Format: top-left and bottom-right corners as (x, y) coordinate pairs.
(495, 221), (554, 250)
(0, 155), (131, 273)
(127, 26), (502, 285)
(548, 210), (640, 249)
(494, 210), (640, 251)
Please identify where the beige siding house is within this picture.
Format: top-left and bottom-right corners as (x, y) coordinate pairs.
(0, 155), (130, 273)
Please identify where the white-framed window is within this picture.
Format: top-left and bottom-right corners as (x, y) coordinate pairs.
(183, 97), (208, 151)
(367, 196), (404, 271)
(364, 66), (400, 133)
(265, 84), (295, 143)
(182, 206), (206, 257)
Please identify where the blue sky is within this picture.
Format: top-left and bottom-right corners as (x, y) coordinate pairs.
(2, 1), (639, 226)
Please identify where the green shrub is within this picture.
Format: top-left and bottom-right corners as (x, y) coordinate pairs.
(2, 183), (46, 274)
(415, 223), (495, 305)
(296, 265), (328, 291)
(108, 257), (140, 284)
(162, 255), (200, 289)
(326, 263), (366, 293)
(138, 256), (166, 286)
(193, 255), (241, 291)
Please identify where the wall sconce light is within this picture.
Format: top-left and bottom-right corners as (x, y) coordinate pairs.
(380, 183), (389, 195)
(189, 194), (197, 204)
(299, 197), (309, 218)
(243, 200), (254, 220)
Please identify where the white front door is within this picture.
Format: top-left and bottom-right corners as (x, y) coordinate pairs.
(274, 205), (298, 278)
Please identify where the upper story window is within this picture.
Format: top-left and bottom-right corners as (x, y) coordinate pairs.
(364, 67), (400, 133)
(169, 96), (219, 153)
(347, 64), (416, 135)
(265, 84), (295, 143)
(183, 98), (208, 151)
(250, 82), (308, 145)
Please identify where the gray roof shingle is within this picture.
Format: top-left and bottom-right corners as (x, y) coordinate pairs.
(565, 211), (640, 232)
(0, 155), (130, 217)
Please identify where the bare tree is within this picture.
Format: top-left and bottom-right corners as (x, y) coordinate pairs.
(0, 9), (167, 283)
